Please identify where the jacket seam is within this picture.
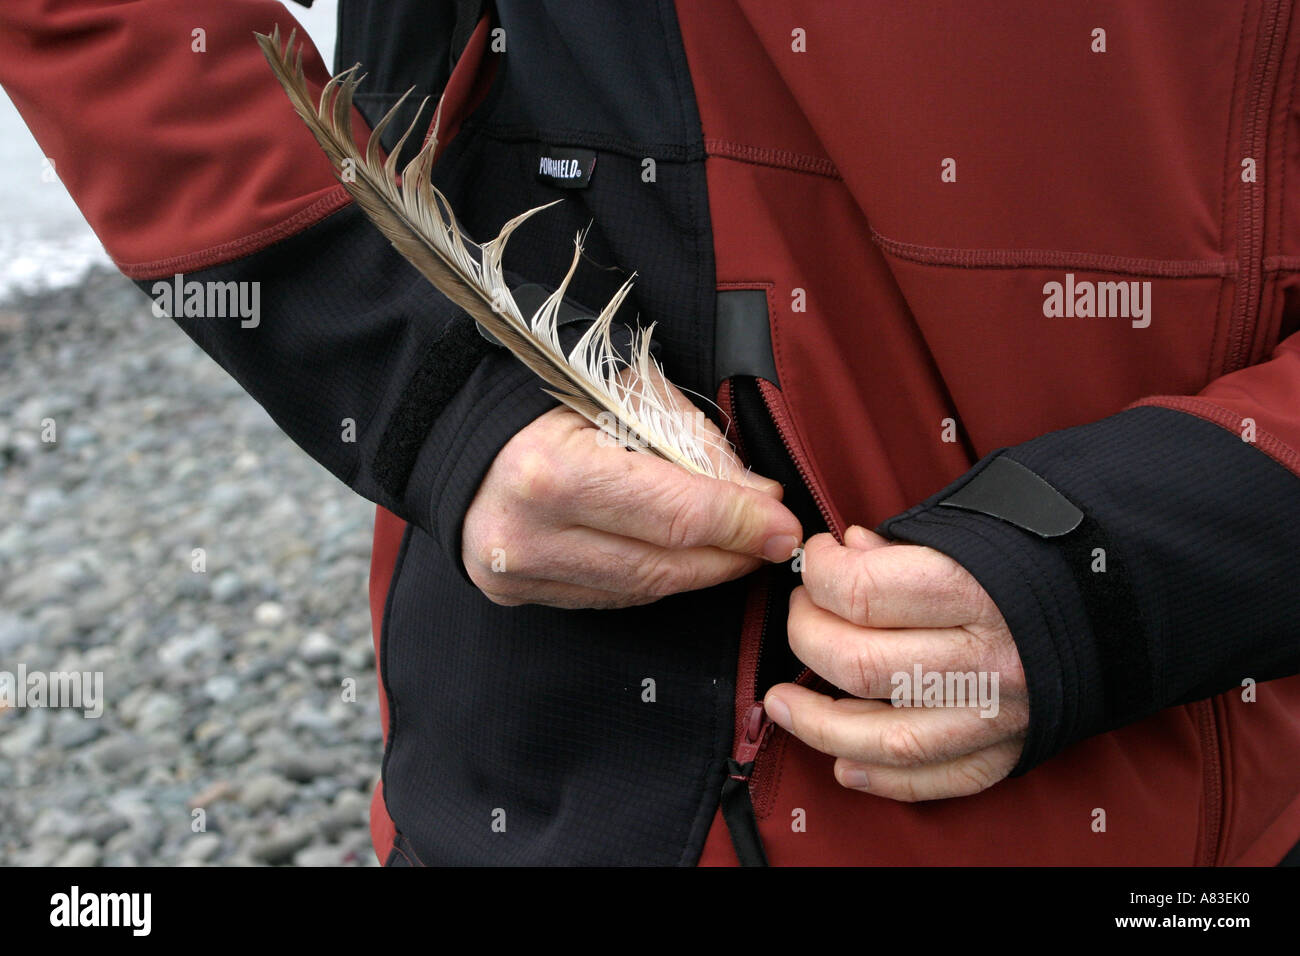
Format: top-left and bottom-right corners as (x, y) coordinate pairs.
(1211, 696), (1232, 866)
(870, 229), (1238, 277)
(704, 139), (841, 180)
(113, 187), (353, 279)
(460, 120), (705, 162)
(1128, 395), (1300, 475)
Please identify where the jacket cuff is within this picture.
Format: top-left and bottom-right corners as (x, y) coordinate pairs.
(404, 290), (630, 581)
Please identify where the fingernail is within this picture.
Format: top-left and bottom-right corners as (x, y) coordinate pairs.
(844, 525), (869, 547)
(742, 472), (782, 495)
(764, 695), (791, 729)
(763, 534), (799, 562)
(842, 769), (869, 790)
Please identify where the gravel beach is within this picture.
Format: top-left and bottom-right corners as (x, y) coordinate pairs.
(0, 267), (383, 866)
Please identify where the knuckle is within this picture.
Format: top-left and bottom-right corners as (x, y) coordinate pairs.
(466, 566), (519, 606)
(954, 568), (991, 617)
(936, 553), (988, 617)
(850, 638), (890, 698)
(638, 553), (688, 599)
(879, 720), (930, 767)
(482, 590), (525, 608)
(845, 560), (879, 626)
(661, 485), (706, 549)
(952, 625), (984, 667)
(952, 757), (1001, 795)
(502, 440), (562, 503)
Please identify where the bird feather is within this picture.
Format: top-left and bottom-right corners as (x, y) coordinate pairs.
(255, 26), (735, 477)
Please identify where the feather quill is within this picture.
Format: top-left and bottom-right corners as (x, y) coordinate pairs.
(255, 26), (736, 477)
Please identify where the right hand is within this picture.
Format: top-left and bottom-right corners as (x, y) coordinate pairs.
(461, 403), (803, 609)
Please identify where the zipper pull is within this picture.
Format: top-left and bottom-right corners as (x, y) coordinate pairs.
(732, 701), (774, 772)
(721, 701), (773, 865)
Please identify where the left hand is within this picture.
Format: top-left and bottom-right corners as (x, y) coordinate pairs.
(764, 526), (1028, 802)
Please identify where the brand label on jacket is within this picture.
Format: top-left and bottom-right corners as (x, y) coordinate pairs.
(536, 147), (596, 189)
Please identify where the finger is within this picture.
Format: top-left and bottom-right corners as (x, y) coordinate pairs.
(472, 573), (648, 610)
(763, 682), (1012, 766)
(843, 525), (889, 551)
(833, 739), (1023, 802)
(801, 533), (987, 628)
(553, 431), (802, 560)
(504, 524), (762, 597)
(786, 587), (1023, 698)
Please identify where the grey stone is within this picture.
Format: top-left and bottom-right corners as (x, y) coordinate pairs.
(210, 570), (245, 603)
(249, 827), (313, 865)
(24, 487), (67, 522)
(293, 844), (347, 867)
(84, 813), (131, 844)
(298, 631), (339, 665)
(0, 610), (38, 652)
(210, 731), (251, 765)
(179, 833), (223, 863)
(133, 692), (182, 733)
(281, 752), (339, 783)
(239, 773), (297, 813)
(202, 674), (239, 703)
(54, 840), (100, 867)
(253, 601), (287, 627)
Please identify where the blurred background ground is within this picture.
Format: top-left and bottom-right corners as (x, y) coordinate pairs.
(0, 2), (389, 866)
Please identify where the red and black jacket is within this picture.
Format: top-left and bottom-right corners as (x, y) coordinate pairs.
(4, 0), (1299, 866)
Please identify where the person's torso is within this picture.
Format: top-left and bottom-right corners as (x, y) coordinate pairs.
(350, 0), (1300, 865)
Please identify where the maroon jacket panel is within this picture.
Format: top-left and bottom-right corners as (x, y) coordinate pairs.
(679, 0), (1300, 866)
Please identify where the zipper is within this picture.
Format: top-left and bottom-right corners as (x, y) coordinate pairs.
(720, 701), (776, 865)
(717, 380), (775, 864)
(755, 375), (842, 689)
(1225, 0), (1286, 373)
(1194, 698), (1225, 866)
(1193, 0), (1288, 864)
(756, 378), (843, 542)
(718, 375), (847, 862)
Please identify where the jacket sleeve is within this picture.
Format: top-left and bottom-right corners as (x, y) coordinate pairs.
(0, 0), (559, 566)
(878, 327), (1300, 774)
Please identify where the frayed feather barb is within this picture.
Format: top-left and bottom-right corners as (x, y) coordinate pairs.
(255, 26), (737, 477)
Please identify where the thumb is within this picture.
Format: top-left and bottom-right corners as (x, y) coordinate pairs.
(844, 524), (890, 551)
(732, 469), (785, 498)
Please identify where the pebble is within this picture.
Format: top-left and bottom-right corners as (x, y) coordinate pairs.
(202, 674), (240, 703)
(54, 841), (101, 867)
(134, 692), (183, 733)
(253, 601), (287, 627)
(250, 827), (313, 865)
(239, 773), (298, 813)
(211, 731), (252, 765)
(210, 570), (245, 603)
(179, 833), (224, 863)
(298, 631), (339, 665)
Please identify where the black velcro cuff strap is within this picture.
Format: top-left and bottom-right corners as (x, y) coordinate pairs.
(374, 314), (493, 502)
